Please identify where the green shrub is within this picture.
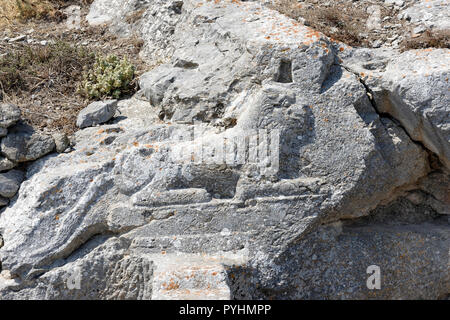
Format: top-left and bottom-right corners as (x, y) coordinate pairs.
(79, 54), (135, 100)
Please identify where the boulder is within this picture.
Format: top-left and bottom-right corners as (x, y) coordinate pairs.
(0, 123), (55, 163)
(0, 170), (24, 199)
(76, 100), (118, 129)
(374, 49), (450, 170)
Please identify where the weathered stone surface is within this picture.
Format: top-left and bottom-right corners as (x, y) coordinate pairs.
(0, 170), (24, 199)
(0, 157), (16, 172)
(87, 0), (183, 59)
(53, 133), (70, 153)
(375, 49), (450, 170)
(401, 0), (450, 31)
(0, 128), (7, 138)
(76, 100), (118, 129)
(0, 196), (8, 207)
(0, 236), (154, 299)
(63, 5), (81, 30)
(0, 123), (55, 162)
(0, 0), (448, 300)
(0, 103), (21, 129)
(229, 205), (449, 299)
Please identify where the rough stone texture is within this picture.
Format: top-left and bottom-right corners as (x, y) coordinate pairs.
(401, 0), (450, 31)
(0, 128), (7, 138)
(0, 236), (154, 299)
(376, 49), (450, 170)
(0, 103), (21, 129)
(63, 5), (81, 30)
(53, 133), (70, 153)
(76, 100), (118, 129)
(0, 123), (55, 162)
(0, 170), (24, 199)
(229, 208), (449, 300)
(339, 46), (450, 170)
(0, 157), (16, 172)
(150, 252), (245, 300)
(0, 197), (8, 207)
(86, 0), (186, 60)
(0, 0), (448, 300)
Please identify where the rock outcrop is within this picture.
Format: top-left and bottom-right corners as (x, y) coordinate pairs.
(0, 0), (448, 300)
(0, 104), (55, 209)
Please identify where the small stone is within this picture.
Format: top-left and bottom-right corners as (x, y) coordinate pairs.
(413, 25), (426, 34)
(53, 133), (70, 153)
(0, 103), (21, 129)
(371, 40), (383, 48)
(8, 35), (26, 42)
(76, 100), (118, 128)
(64, 5), (82, 30)
(0, 170), (24, 198)
(0, 157), (16, 172)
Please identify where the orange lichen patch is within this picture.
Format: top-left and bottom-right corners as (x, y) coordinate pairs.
(164, 279), (180, 290)
(55, 214), (59, 221)
(132, 141), (139, 147)
(211, 272), (218, 276)
(161, 250), (166, 255)
(96, 129), (105, 135)
(339, 47), (345, 52)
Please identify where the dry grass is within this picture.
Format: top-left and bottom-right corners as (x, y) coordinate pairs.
(0, 0), (62, 25)
(401, 29), (450, 51)
(0, 0), (94, 26)
(0, 41), (94, 92)
(0, 41), (96, 134)
(0, 23), (148, 135)
(0, 0), (148, 135)
(268, 0), (368, 47)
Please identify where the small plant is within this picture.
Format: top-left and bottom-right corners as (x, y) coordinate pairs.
(79, 54), (136, 100)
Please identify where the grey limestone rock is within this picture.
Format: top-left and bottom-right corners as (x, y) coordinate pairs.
(0, 123), (55, 163)
(0, 0), (448, 300)
(76, 100), (118, 129)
